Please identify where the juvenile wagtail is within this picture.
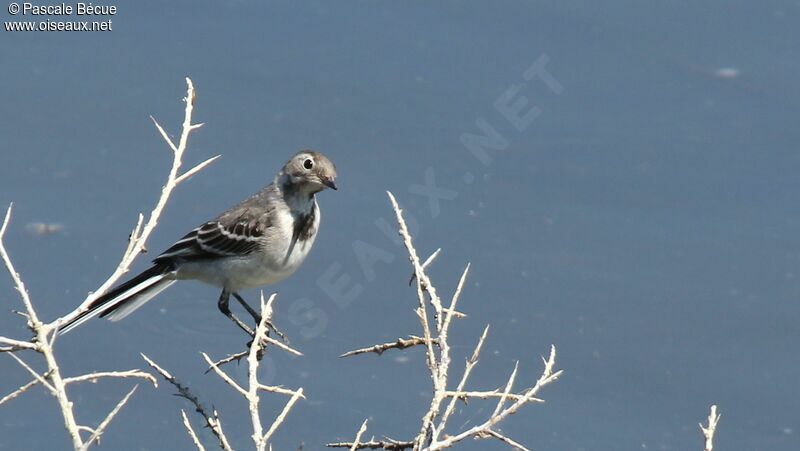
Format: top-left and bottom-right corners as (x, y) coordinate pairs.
(59, 150), (338, 336)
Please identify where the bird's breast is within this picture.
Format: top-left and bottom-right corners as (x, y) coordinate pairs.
(229, 203), (320, 289)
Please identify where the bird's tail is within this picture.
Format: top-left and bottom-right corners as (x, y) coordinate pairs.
(58, 264), (176, 335)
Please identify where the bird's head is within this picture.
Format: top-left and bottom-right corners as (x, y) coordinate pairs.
(281, 150), (338, 194)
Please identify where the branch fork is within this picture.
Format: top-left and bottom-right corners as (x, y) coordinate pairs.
(0, 78), (214, 450)
(329, 193), (562, 451)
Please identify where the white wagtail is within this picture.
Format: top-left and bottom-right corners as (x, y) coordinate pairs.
(58, 150), (337, 336)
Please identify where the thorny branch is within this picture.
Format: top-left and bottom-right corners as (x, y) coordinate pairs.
(340, 336), (438, 358)
(0, 78), (211, 450)
(141, 354), (233, 451)
(0, 79), (723, 451)
(326, 439), (414, 450)
(329, 192), (561, 451)
(700, 405), (721, 451)
(51, 77), (219, 330)
(149, 293), (304, 451)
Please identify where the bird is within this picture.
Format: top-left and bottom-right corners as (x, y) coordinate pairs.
(58, 150), (337, 336)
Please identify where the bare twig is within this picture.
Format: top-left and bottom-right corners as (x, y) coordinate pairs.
(0, 79), (209, 451)
(142, 354), (233, 451)
(80, 385), (139, 450)
(334, 194), (561, 451)
(421, 248), (442, 271)
(198, 293), (304, 451)
(388, 192), (444, 332)
(51, 77), (212, 329)
(440, 308), (466, 319)
(700, 405), (721, 451)
(428, 346), (562, 450)
(258, 384), (304, 398)
(262, 387), (304, 444)
(387, 192), (444, 449)
(248, 293), (271, 449)
(340, 336), (438, 358)
(349, 419), (369, 451)
(181, 409), (206, 451)
(438, 325), (489, 432)
(249, 293), (304, 450)
(64, 370), (157, 387)
(420, 262), (470, 446)
(7, 353), (56, 394)
(175, 154), (221, 184)
(440, 263), (469, 337)
(326, 439), (414, 450)
(0, 205), (83, 446)
(205, 350), (248, 371)
(202, 352), (248, 397)
(0, 337), (39, 352)
(409, 248), (441, 286)
(491, 361), (519, 417)
(443, 389), (543, 404)
(0, 205), (40, 327)
(0, 378), (42, 406)
(260, 333), (303, 357)
(478, 429), (531, 451)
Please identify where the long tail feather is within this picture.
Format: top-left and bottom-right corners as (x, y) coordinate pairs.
(104, 278), (175, 321)
(58, 264), (174, 335)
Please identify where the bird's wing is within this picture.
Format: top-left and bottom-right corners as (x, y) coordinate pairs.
(154, 191), (277, 262)
(154, 219), (266, 262)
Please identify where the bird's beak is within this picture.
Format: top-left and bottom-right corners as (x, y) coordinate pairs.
(322, 178), (338, 190)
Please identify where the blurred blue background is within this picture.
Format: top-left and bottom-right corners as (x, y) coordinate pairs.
(2, 1), (799, 450)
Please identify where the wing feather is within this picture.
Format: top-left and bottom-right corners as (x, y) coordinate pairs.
(154, 187), (277, 263)
(155, 218), (266, 262)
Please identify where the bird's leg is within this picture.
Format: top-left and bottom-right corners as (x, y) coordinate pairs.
(217, 289), (255, 337)
(231, 292), (260, 322)
(232, 292), (289, 343)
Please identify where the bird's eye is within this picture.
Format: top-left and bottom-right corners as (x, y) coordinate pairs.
(303, 159), (314, 170)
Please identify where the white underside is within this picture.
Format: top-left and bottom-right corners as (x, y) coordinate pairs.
(176, 237), (314, 290)
(176, 202), (319, 290)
